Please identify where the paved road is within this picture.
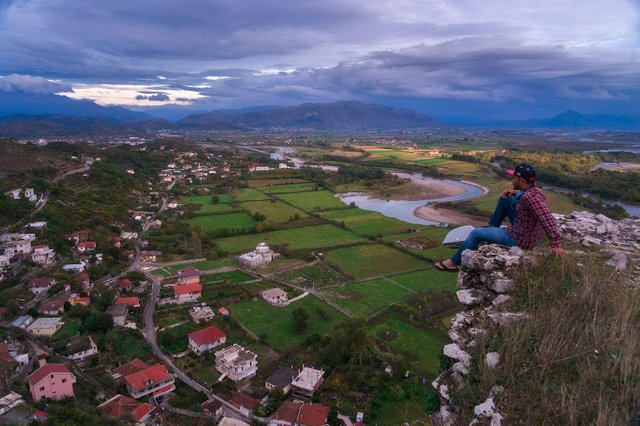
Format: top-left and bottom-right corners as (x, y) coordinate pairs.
(51, 164), (90, 182)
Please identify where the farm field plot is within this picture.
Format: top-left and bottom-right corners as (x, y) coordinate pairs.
(201, 270), (257, 284)
(187, 212), (255, 232)
(232, 295), (345, 351)
(320, 278), (411, 317)
(277, 190), (346, 211)
(214, 224), (367, 253)
(383, 227), (457, 261)
(163, 257), (235, 275)
(278, 264), (347, 288)
(234, 187), (270, 201)
(320, 208), (419, 236)
(435, 160), (483, 177)
(370, 316), (443, 375)
(390, 269), (457, 293)
(257, 182), (317, 193)
(240, 200), (308, 224)
(248, 178), (308, 187)
(180, 195), (235, 213)
(324, 244), (426, 278)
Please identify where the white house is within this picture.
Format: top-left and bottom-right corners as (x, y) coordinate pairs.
(188, 325), (227, 356)
(0, 249), (11, 268)
(1, 239), (32, 257)
(261, 288), (288, 307)
(173, 283), (202, 304)
(65, 335), (99, 361)
(27, 221), (47, 230)
(31, 245), (56, 266)
(215, 344), (258, 382)
(10, 188), (37, 202)
(291, 367), (325, 399)
(189, 305), (215, 323)
(28, 277), (56, 296)
(27, 317), (64, 337)
(238, 243), (279, 268)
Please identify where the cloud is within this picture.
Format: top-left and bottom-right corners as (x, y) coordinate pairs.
(136, 92), (170, 101)
(0, 73), (73, 94)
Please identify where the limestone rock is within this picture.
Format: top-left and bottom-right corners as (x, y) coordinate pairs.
(452, 361), (470, 375)
(606, 252), (627, 270)
(491, 413), (504, 426)
(457, 289), (487, 306)
(443, 343), (471, 366)
(491, 294), (511, 306)
(488, 278), (514, 293)
(437, 404), (457, 426)
(485, 352), (501, 368)
(488, 312), (527, 326)
(473, 397), (496, 419)
(489, 385), (505, 397)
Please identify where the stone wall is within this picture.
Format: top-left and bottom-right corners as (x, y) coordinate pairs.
(431, 211), (640, 425)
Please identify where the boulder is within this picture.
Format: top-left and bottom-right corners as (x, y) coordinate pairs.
(488, 312), (527, 326)
(491, 295), (511, 306)
(443, 343), (471, 366)
(488, 279), (514, 293)
(491, 413), (504, 426)
(485, 352), (501, 368)
(606, 252), (627, 270)
(457, 289), (487, 306)
(473, 397), (496, 419)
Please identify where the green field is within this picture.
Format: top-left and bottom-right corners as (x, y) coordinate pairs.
(232, 295), (346, 351)
(201, 270), (257, 284)
(257, 182), (317, 194)
(240, 200), (308, 224)
(321, 279), (412, 317)
(278, 264), (347, 288)
(187, 212), (255, 232)
(180, 195), (236, 213)
(234, 187), (270, 201)
(383, 227), (457, 261)
(370, 316), (443, 374)
(320, 208), (420, 236)
(324, 244), (426, 278)
(390, 269), (457, 293)
(161, 258), (235, 275)
(214, 224), (367, 253)
(277, 190), (346, 211)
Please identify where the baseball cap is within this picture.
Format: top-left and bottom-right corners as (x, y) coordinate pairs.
(506, 163), (536, 182)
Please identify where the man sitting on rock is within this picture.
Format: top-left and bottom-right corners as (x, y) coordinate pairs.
(436, 162), (566, 271)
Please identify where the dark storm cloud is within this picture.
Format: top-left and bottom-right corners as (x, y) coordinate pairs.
(135, 93), (171, 101)
(0, 73), (72, 94)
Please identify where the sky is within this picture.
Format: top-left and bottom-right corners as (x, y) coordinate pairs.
(0, 0), (639, 120)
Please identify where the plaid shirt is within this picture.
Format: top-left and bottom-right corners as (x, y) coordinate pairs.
(507, 186), (562, 249)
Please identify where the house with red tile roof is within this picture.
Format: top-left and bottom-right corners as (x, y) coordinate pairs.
(116, 359), (175, 401)
(76, 241), (96, 253)
(230, 392), (260, 418)
(188, 325), (226, 355)
(99, 394), (156, 424)
(115, 297), (141, 308)
(202, 398), (224, 419)
(177, 267), (200, 285)
(116, 278), (133, 291)
(28, 364), (76, 402)
(37, 295), (68, 316)
(271, 402), (329, 426)
(173, 282), (202, 304)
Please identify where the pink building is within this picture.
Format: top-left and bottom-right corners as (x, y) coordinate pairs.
(28, 364), (76, 402)
(177, 267), (200, 285)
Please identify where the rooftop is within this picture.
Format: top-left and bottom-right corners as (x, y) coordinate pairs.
(28, 364), (72, 387)
(178, 267), (199, 278)
(188, 325), (226, 346)
(100, 394), (155, 421)
(292, 367), (324, 391)
(173, 282), (202, 296)
(266, 366), (296, 388)
(28, 317), (63, 329)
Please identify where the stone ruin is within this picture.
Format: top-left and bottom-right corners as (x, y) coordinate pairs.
(431, 211), (640, 425)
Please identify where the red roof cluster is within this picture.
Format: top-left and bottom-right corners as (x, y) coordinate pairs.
(78, 241), (96, 248)
(100, 394), (155, 422)
(122, 362), (172, 391)
(188, 325), (226, 346)
(173, 283), (202, 296)
(28, 364), (73, 387)
(117, 278), (133, 288)
(115, 297), (140, 307)
(273, 402), (329, 426)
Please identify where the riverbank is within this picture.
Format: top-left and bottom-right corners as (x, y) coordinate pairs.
(414, 204), (488, 227)
(386, 173), (467, 200)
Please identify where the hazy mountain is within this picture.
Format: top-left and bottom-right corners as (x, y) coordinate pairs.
(178, 101), (446, 130)
(0, 92), (150, 121)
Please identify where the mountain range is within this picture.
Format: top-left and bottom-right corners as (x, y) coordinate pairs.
(1, 92), (640, 138)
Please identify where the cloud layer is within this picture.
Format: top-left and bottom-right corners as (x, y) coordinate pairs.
(1, 0), (639, 117)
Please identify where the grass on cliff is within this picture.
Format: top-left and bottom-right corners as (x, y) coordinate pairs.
(451, 251), (640, 425)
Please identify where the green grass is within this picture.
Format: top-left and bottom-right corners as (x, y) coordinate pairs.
(320, 279), (412, 317)
(155, 308), (189, 328)
(157, 322), (200, 354)
(390, 269), (458, 292)
(214, 224), (367, 253)
(257, 182), (317, 193)
(180, 195), (236, 213)
(240, 200), (308, 224)
(51, 318), (80, 341)
(370, 316), (444, 374)
(320, 208), (420, 236)
(324, 244), (426, 278)
(234, 187), (270, 201)
(369, 379), (439, 425)
(383, 227), (457, 261)
(232, 295), (346, 351)
(278, 264), (347, 287)
(277, 190), (346, 211)
(163, 258), (235, 275)
(201, 270), (257, 284)
(186, 212), (255, 232)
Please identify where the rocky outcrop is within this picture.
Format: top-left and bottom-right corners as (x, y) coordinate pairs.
(432, 211), (640, 425)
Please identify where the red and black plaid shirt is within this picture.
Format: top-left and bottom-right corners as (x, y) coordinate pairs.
(507, 186), (562, 249)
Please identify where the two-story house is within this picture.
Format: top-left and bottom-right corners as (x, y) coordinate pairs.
(215, 344), (258, 382)
(100, 394), (156, 424)
(188, 325), (227, 356)
(116, 359), (175, 402)
(28, 278), (57, 297)
(173, 282), (202, 304)
(177, 267), (200, 285)
(31, 245), (56, 266)
(28, 363), (76, 402)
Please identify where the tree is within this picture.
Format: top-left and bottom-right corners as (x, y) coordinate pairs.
(291, 308), (310, 333)
(211, 195), (220, 203)
(326, 318), (373, 366)
(95, 312), (114, 333)
(190, 231), (202, 255)
(6, 299), (19, 317)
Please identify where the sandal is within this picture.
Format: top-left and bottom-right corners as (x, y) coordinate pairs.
(435, 261), (458, 272)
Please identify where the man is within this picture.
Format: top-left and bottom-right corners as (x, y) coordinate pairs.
(435, 163), (566, 271)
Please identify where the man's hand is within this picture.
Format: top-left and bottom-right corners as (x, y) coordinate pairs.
(500, 189), (517, 198)
(551, 246), (566, 258)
